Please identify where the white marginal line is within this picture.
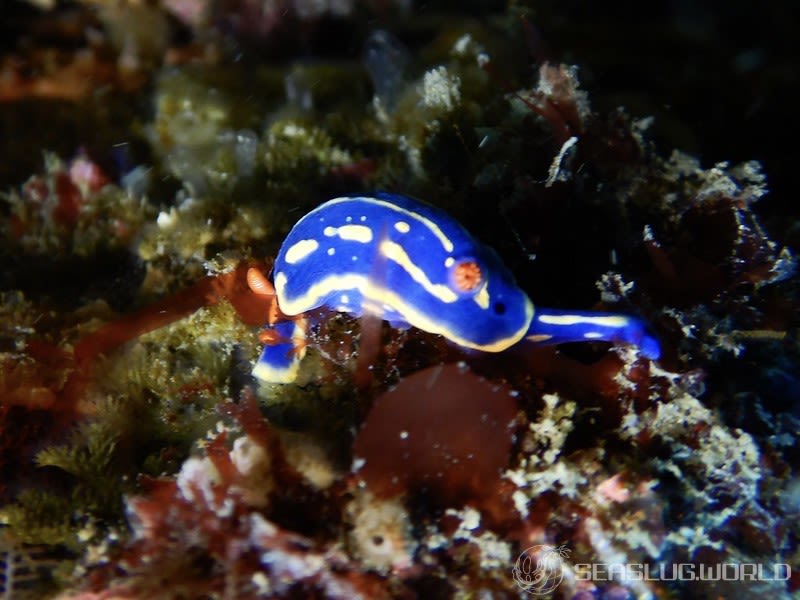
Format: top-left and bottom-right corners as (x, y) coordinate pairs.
(277, 272), (533, 352)
(536, 314), (630, 328)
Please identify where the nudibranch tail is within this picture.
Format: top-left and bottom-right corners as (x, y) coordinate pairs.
(252, 318), (309, 383)
(525, 308), (661, 360)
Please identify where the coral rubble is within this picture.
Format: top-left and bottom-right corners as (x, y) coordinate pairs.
(0, 1), (797, 598)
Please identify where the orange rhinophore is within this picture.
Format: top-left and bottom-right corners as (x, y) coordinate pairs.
(246, 267), (282, 325)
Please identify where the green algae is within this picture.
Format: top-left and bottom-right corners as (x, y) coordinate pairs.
(0, 3), (796, 598)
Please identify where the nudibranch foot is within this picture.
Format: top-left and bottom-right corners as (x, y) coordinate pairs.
(525, 308), (661, 360)
(253, 318), (309, 384)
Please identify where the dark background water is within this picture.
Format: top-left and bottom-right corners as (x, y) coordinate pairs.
(1, 0), (798, 246)
(510, 0), (798, 255)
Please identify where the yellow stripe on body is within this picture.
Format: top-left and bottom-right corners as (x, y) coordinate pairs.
(306, 196), (455, 252)
(275, 272), (533, 352)
(378, 240), (458, 303)
(536, 314), (630, 328)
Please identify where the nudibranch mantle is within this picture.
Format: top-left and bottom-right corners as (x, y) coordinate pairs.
(254, 193), (660, 383)
(272, 193), (534, 352)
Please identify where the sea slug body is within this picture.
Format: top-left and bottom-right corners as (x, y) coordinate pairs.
(253, 193), (659, 382)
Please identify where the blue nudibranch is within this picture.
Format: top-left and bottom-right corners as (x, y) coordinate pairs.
(254, 193), (660, 382)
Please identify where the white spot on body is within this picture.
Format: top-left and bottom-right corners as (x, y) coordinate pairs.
(327, 248), (335, 256)
(527, 333), (553, 343)
(394, 221), (411, 234)
(341, 294), (349, 304)
(304, 196), (455, 252)
(338, 224), (373, 243)
(583, 331), (605, 339)
(360, 215), (367, 222)
(346, 216), (352, 222)
(284, 239), (319, 264)
(444, 257), (455, 268)
(322, 224), (373, 243)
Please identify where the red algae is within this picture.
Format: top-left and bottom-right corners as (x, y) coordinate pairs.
(1, 3), (796, 597)
(353, 363), (518, 506)
(73, 261), (272, 367)
(1, 261), (273, 422)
